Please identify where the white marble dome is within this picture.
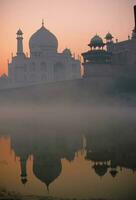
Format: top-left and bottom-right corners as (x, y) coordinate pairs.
(29, 24), (58, 53)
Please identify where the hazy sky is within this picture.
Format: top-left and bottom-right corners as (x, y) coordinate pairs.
(0, 0), (136, 74)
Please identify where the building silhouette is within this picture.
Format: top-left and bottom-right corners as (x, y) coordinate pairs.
(0, 20), (81, 89)
(82, 6), (136, 78)
(1, 6), (136, 89)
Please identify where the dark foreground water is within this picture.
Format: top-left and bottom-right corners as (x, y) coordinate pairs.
(0, 105), (136, 200)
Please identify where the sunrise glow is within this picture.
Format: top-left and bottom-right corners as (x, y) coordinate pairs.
(0, 0), (136, 75)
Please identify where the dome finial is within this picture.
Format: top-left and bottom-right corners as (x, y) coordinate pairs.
(42, 19), (44, 27)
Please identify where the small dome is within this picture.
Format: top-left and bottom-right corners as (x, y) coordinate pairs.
(110, 169), (118, 178)
(105, 32), (113, 40)
(93, 163), (108, 177)
(63, 48), (72, 57)
(17, 29), (23, 35)
(89, 34), (104, 48)
(29, 24), (58, 53)
(21, 177), (27, 185)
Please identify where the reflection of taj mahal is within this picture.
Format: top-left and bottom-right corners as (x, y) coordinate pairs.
(9, 131), (136, 191)
(11, 132), (82, 190)
(6, 21), (81, 87)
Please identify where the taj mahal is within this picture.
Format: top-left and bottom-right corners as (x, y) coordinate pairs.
(0, 5), (136, 90)
(0, 20), (81, 88)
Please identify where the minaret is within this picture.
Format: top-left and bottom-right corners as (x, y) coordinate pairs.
(20, 157), (28, 185)
(16, 29), (24, 55)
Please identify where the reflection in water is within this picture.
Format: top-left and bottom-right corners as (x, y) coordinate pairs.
(0, 108), (136, 199)
(10, 130), (82, 192)
(85, 132), (136, 178)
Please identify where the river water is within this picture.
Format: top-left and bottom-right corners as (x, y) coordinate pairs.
(0, 105), (136, 199)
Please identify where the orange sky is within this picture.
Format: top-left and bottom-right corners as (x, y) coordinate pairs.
(0, 0), (136, 75)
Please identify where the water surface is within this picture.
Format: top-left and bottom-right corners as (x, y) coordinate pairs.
(0, 105), (136, 200)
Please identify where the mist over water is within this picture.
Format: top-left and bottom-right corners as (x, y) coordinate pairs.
(0, 103), (136, 135)
(0, 101), (136, 200)
(0, 102), (136, 146)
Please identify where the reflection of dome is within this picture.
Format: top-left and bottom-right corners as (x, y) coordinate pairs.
(89, 34), (104, 48)
(105, 32), (113, 40)
(21, 177), (28, 185)
(63, 48), (72, 57)
(110, 169), (118, 178)
(29, 24), (58, 53)
(93, 163), (108, 177)
(33, 157), (62, 190)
